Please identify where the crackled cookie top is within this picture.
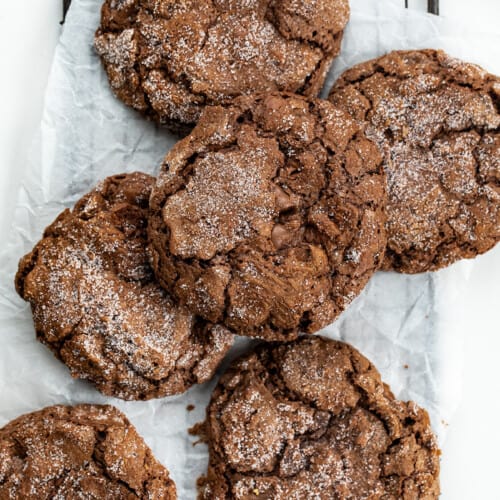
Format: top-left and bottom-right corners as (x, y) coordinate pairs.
(15, 173), (232, 400)
(200, 336), (440, 499)
(329, 49), (500, 273)
(0, 404), (176, 499)
(149, 93), (387, 340)
(95, 0), (349, 133)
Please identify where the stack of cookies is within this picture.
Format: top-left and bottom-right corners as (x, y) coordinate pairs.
(3, 0), (499, 498)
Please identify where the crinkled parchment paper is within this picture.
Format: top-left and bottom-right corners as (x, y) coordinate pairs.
(1, 0), (499, 498)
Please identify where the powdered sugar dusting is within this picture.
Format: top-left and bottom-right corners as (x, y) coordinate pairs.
(163, 134), (281, 260)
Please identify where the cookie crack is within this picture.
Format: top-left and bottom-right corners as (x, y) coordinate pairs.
(264, 3), (342, 56)
(91, 431), (141, 497)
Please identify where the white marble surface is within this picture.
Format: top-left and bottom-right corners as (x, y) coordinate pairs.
(0, 1), (499, 498)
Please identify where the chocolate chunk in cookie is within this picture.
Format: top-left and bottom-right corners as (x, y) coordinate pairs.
(0, 404), (176, 499)
(200, 336), (440, 499)
(149, 92), (387, 340)
(15, 173), (232, 400)
(94, 0), (350, 134)
(329, 49), (500, 273)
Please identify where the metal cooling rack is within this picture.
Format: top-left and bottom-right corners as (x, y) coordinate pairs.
(406, 0), (439, 15)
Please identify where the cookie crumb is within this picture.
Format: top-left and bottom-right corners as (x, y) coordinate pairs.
(186, 404), (195, 412)
(189, 421), (208, 446)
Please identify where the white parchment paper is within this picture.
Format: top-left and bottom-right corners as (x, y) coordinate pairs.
(1, 1), (499, 498)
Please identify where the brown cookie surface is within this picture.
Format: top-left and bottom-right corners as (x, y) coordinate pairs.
(329, 49), (500, 273)
(0, 404), (176, 499)
(95, 0), (349, 133)
(15, 173), (232, 400)
(149, 92), (387, 341)
(200, 336), (440, 499)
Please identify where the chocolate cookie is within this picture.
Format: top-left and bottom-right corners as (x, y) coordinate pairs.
(329, 49), (500, 273)
(200, 336), (440, 499)
(149, 92), (387, 341)
(0, 404), (176, 499)
(15, 173), (232, 400)
(94, 0), (349, 133)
